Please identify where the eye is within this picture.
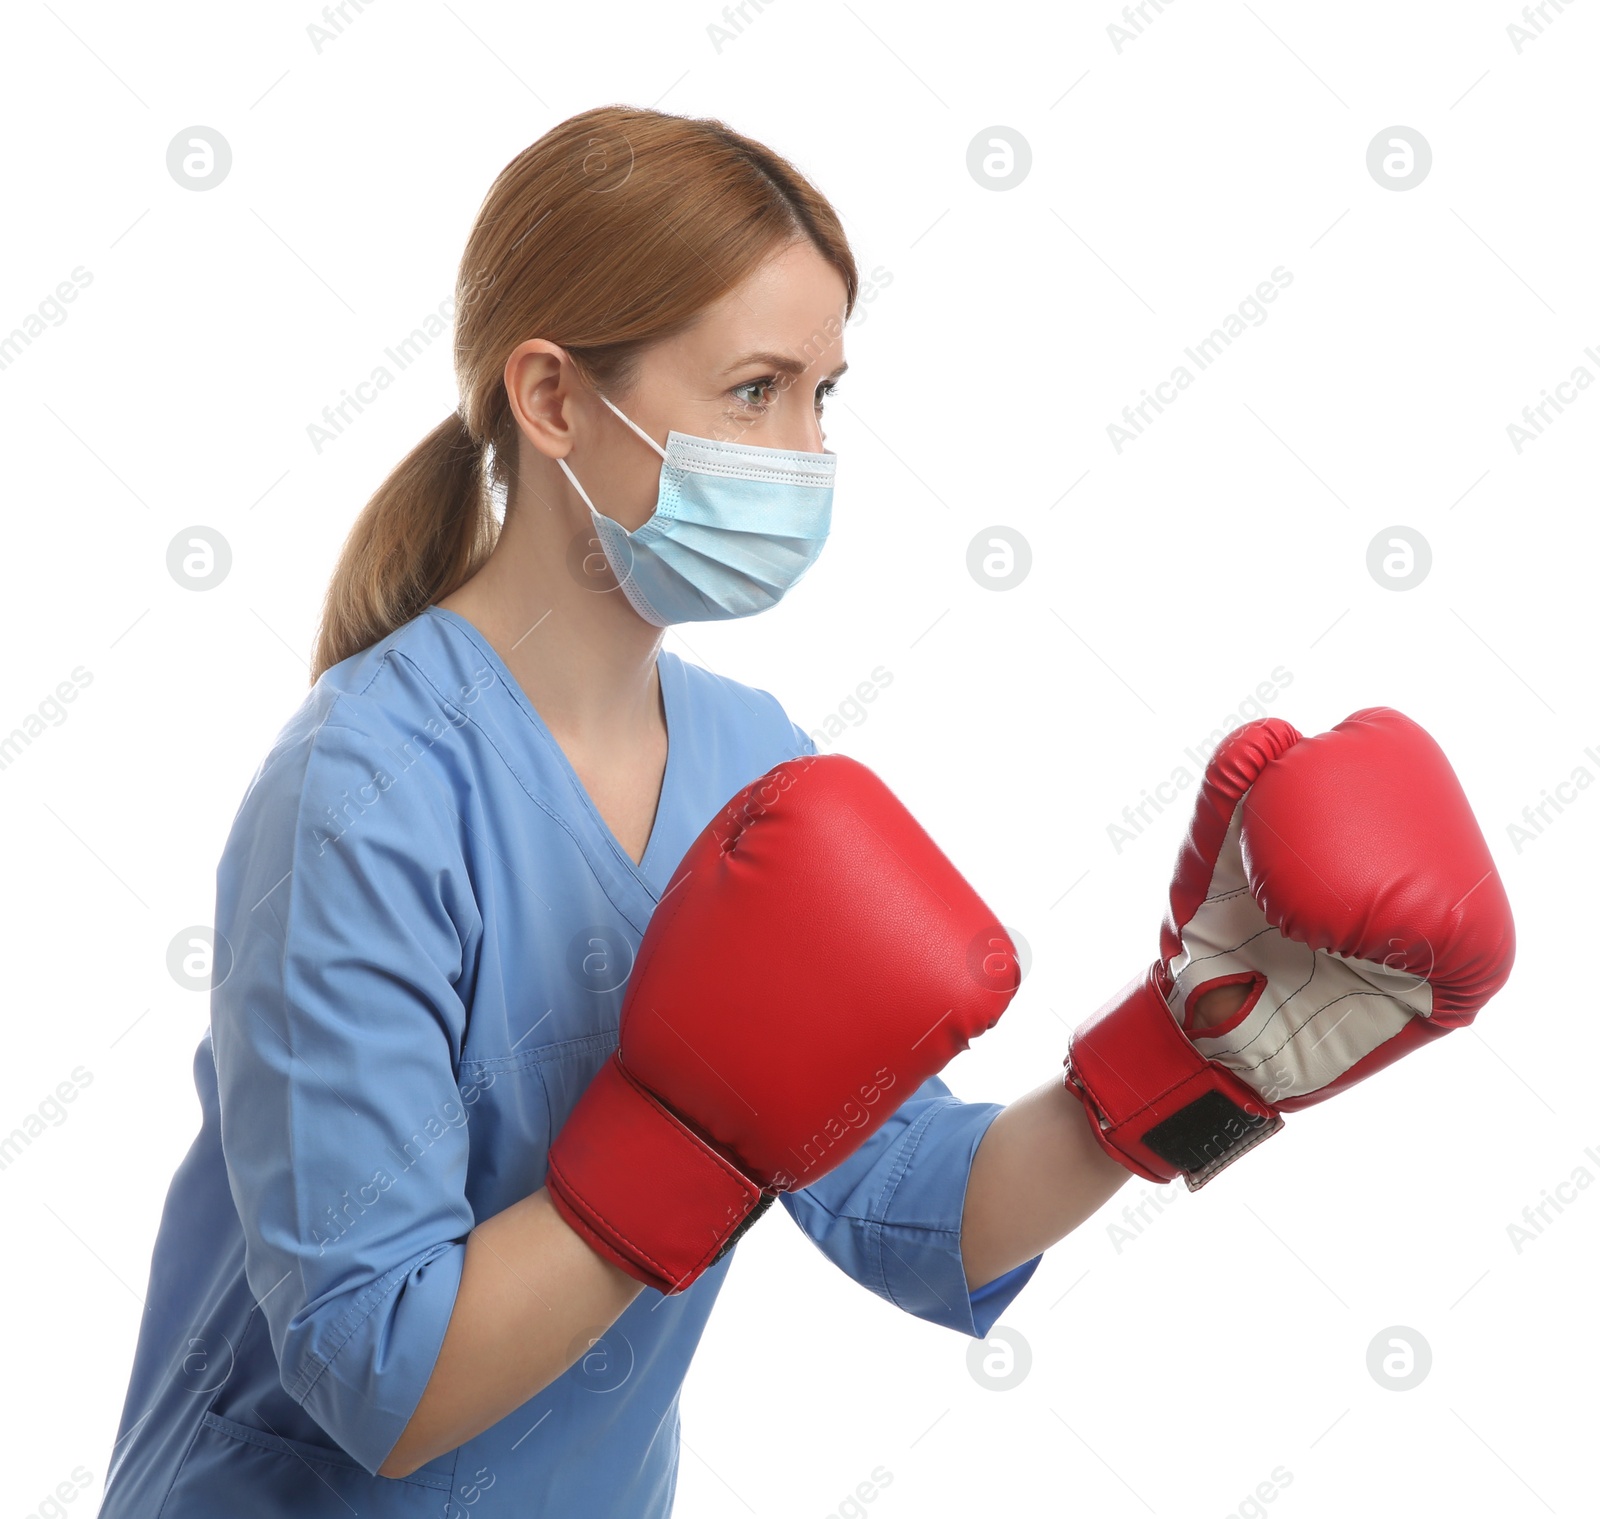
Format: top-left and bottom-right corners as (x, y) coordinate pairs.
(815, 377), (840, 411)
(730, 377), (779, 410)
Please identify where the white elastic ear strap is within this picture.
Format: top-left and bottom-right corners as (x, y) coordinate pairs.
(556, 456), (601, 516)
(557, 396), (670, 515)
(600, 395), (669, 459)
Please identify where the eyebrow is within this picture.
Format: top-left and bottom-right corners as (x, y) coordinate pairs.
(720, 350), (849, 381)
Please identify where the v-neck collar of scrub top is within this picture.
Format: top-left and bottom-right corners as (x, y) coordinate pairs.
(423, 604), (683, 918)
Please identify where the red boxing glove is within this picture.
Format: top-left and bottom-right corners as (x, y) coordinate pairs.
(547, 753), (1019, 1293)
(1065, 707), (1515, 1189)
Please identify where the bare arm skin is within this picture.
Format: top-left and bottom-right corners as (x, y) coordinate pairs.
(379, 1189), (643, 1479)
(959, 1074), (1131, 1289)
(960, 980), (1251, 1290)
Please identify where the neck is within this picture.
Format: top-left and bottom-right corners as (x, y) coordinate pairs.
(436, 461), (665, 753)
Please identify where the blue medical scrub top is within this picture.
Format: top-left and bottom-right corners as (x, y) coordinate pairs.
(99, 605), (1040, 1518)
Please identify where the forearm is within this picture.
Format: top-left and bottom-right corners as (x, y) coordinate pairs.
(379, 1188), (643, 1478)
(958, 979), (1254, 1288)
(959, 1075), (1130, 1291)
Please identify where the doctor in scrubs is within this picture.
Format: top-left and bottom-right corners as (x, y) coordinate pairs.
(97, 106), (1139, 1516)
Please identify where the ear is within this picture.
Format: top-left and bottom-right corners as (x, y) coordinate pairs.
(504, 339), (581, 462)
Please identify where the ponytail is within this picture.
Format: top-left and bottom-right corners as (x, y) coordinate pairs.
(310, 410), (495, 684)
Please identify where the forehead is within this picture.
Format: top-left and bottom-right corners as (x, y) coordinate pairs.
(674, 241), (850, 377)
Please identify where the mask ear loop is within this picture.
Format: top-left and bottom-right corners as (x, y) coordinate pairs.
(597, 394), (670, 461)
(554, 455), (602, 515)
(556, 393), (670, 518)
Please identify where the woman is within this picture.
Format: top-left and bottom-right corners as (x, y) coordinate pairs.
(97, 105), (1132, 1516)
(98, 104), (1513, 1515)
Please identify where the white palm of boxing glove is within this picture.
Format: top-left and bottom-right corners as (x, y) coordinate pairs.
(1167, 803), (1434, 1108)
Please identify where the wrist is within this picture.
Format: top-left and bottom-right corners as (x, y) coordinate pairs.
(546, 1053), (765, 1294)
(1065, 965), (1284, 1189)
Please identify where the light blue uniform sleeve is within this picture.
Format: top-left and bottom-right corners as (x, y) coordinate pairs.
(778, 1074), (1042, 1338)
(210, 715), (477, 1474)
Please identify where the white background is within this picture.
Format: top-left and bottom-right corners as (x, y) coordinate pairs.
(1, 2), (1594, 1515)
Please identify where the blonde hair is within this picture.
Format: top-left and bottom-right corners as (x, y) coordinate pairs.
(310, 105), (859, 683)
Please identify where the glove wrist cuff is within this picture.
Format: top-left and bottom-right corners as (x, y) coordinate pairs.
(546, 1052), (765, 1294)
(1065, 965), (1285, 1189)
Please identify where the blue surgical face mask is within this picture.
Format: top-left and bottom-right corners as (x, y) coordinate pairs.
(556, 394), (835, 627)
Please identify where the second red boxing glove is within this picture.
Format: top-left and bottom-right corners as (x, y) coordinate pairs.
(1065, 708), (1515, 1189)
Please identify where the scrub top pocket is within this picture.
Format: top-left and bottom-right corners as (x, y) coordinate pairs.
(159, 1412), (456, 1517)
